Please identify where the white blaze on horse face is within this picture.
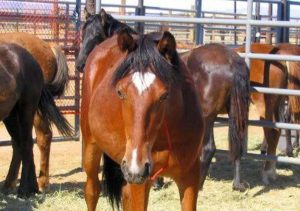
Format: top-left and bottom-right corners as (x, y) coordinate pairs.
(130, 148), (140, 174)
(132, 72), (156, 95)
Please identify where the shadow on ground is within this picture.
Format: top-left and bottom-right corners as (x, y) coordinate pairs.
(0, 168), (85, 211)
(208, 153), (300, 197)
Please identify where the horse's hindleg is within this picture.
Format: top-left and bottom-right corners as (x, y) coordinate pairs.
(33, 112), (52, 192)
(122, 182), (151, 211)
(285, 129), (294, 157)
(260, 138), (268, 155)
(4, 107), (38, 196)
(2, 114), (22, 192)
(293, 130), (300, 149)
(262, 128), (280, 185)
(18, 108), (39, 196)
(199, 121), (215, 189)
(84, 142), (101, 211)
(175, 161), (201, 211)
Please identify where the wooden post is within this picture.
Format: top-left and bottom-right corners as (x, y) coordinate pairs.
(120, 0), (126, 15)
(52, 0), (59, 41)
(86, 0), (95, 15)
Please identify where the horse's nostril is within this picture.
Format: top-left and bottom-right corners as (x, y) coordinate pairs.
(144, 162), (150, 177)
(121, 160), (126, 166)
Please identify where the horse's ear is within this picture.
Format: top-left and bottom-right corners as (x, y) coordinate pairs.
(117, 28), (136, 52)
(99, 9), (108, 27)
(157, 31), (177, 63)
(84, 7), (92, 20)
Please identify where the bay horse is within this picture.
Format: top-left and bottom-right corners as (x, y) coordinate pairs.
(0, 43), (71, 196)
(81, 29), (204, 210)
(0, 32), (71, 192)
(76, 10), (250, 192)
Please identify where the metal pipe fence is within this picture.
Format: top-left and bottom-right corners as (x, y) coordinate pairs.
(111, 0), (300, 164)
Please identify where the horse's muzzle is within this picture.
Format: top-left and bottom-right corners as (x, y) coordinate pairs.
(121, 160), (151, 184)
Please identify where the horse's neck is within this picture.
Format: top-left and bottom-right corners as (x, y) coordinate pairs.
(165, 63), (202, 142)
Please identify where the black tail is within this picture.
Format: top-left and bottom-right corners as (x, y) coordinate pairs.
(38, 86), (73, 136)
(102, 154), (124, 210)
(49, 44), (69, 97)
(229, 58), (250, 161)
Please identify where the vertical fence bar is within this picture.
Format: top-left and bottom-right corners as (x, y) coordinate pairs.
(75, 0), (81, 139)
(245, 0), (253, 67)
(234, 0), (237, 46)
(195, 0), (203, 45)
(95, 0), (101, 14)
(244, 0), (253, 155)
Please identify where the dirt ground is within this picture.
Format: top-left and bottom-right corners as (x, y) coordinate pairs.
(0, 106), (300, 211)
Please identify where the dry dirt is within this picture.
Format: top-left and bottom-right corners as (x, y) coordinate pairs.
(0, 105), (299, 211)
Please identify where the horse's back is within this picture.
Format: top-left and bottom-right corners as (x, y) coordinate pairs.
(0, 32), (56, 83)
(187, 43), (245, 116)
(0, 43), (43, 119)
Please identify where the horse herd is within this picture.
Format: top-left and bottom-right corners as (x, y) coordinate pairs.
(0, 8), (299, 211)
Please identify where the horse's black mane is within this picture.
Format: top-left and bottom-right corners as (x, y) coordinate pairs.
(83, 13), (136, 38)
(112, 34), (179, 85)
(105, 13), (137, 36)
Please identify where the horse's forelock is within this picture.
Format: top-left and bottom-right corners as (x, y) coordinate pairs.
(112, 35), (178, 86)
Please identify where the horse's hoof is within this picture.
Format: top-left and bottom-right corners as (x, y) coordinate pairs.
(260, 150), (267, 155)
(1, 181), (17, 194)
(286, 151), (294, 157)
(152, 177), (165, 191)
(38, 177), (49, 193)
(262, 168), (277, 185)
(232, 182), (249, 192)
(17, 188), (39, 198)
(292, 142), (300, 149)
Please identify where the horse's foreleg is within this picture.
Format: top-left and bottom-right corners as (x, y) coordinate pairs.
(33, 112), (52, 192)
(122, 182), (151, 211)
(199, 121), (215, 190)
(175, 161), (201, 211)
(84, 142), (101, 211)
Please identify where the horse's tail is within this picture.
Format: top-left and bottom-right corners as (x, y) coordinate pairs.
(228, 58), (250, 161)
(38, 86), (73, 137)
(286, 61), (300, 123)
(49, 43), (69, 97)
(102, 154), (124, 210)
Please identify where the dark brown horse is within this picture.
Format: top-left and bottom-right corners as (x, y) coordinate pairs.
(75, 8), (136, 72)
(76, 10), (250, 191)
(0, 43), (70, 196)
(180, 44), (250, 191)
(0, 32), (71, 192)
(81, 30), (205, 210)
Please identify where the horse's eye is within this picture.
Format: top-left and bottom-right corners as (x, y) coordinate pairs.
(117, 90), (126, 99)
(159, 92), (169, 102)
